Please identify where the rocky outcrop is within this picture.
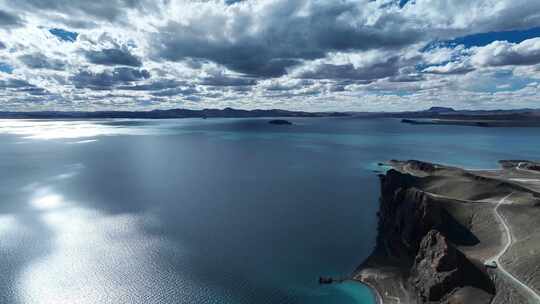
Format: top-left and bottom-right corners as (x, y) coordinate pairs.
(410, 230), (463, 302)
(370, 169), (494, 303)
(406, 160), (438, 173)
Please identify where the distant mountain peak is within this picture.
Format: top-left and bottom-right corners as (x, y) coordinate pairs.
(426, 107), (455, 112)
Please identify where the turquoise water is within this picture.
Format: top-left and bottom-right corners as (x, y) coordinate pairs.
(0, 117), (539, 304)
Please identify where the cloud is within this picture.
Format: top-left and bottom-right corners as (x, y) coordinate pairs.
(200, 72), (256, 86)
(259, 78), (313, 92)
(0, 78), (49, 96)
(85, 47), (142, 67)
(150, 86), (199, 97)
(389, 73), (425, 82)
(401, 0), (540, 36)
(152, 0), (422, 77)
(0, 78), (35, 89)
(423, 61), (475, 75)
(5, 0), (160, 23)
(1, 0), (540, 111)
(293, 58), (401, 81)
(289, 49), (417, 82)
(118, 79), (184, 91)
(0, 9), (23, 27)
(70, 68), (150, 90)
(18, 53), (66, 70)
(471, 38), (540, 67)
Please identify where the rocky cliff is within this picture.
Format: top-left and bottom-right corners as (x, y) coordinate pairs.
(358, 168), (495, 303)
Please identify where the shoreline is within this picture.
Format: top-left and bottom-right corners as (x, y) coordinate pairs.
(355, 279), (383, 304)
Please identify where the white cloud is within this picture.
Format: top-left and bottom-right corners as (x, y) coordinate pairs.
(423, 60), (474, 75)
(471, 38), (540, 67)
(0, 0), (539, 111)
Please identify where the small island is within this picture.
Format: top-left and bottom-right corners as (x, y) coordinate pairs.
(268, 119), (293, 125)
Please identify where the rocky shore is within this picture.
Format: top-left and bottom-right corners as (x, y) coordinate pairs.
(355, 160), (540, 304)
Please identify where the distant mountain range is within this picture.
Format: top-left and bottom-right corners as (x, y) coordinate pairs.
(0, 107), (539, 120)
(0, 108), (348, 119)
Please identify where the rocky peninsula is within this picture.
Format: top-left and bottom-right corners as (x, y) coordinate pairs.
(355, 160), (540, 303)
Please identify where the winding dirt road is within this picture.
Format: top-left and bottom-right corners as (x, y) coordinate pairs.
(401, 163), (540, 302)
(488, 193), (540, 303)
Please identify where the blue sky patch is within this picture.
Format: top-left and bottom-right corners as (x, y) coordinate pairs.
(425, 27), (540, 51)
(49, 28), (79, 42)
(399, 0), (411, 8)
(470, 71), (530, 93)
(0, 62), (13, 74)
(449, 27), (540, 47)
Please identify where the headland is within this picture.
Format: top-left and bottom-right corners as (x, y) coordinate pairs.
(355, 160), (540, 303)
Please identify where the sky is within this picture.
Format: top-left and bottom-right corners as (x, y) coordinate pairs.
(0, 0), (540, 112)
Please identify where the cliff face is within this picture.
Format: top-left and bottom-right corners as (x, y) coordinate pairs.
(377, 170), (442, 259)
(411, 230), (464, 302)
(374, 169), (494, 303)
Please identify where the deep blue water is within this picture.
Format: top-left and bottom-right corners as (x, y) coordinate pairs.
(0, 117), (539, 304)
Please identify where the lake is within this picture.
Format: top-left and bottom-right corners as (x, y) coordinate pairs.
(0, 117), (539, 304)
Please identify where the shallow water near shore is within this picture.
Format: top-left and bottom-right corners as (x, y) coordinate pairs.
(1, 117), (540, 304)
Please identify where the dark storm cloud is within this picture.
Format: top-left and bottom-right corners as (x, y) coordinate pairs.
(152, 1), (422, 77)
(0, 9), (23, 27)
(70, 67), (150, 90)
(85, 47), (142, 67)
(18, 53), (66, 70)
(0, 41), (6, 49)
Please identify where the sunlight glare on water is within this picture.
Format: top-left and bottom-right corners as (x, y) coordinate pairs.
(16, 166), (201, 304)
(30, 189), (64, 211)
(0, 119), (153, 140)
